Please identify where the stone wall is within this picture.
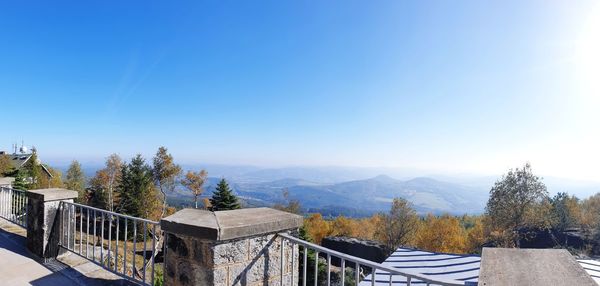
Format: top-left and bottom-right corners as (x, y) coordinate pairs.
(25, 188), (77, 259)
(165, 232), (299, 286)
(161, 207), (303, 286)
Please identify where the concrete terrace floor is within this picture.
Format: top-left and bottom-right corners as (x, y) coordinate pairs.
(0, 219), (138, 286)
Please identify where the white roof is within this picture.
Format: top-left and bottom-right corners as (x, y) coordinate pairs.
(580, 260), (600, 285)
(360, 248), (600, 285)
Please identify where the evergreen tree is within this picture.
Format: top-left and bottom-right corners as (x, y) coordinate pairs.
(12, 169), (28, 191)
(210, 178), (240, 211)
(65, 160), (86, 202)
(117, 155), (153, 218)
(23, 153), (43, 189)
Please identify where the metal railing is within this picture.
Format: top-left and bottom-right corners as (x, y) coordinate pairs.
(59, 201), (160, 286)
(278, 233), (465, 286)
(0, 187), (28, 227)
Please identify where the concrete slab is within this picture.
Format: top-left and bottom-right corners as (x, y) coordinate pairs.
(0, 221), (78, 286)
(1, 218), (139, 286)
(161, 207), (303, 241)
(27, 188), (78, 202)
(478, 248), (597, 286)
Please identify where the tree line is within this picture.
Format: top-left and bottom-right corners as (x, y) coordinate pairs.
(1, 147), (242, 221)
(300, 163), (600, 256)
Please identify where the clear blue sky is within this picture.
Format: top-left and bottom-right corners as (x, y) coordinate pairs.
(1, 1), (599, 180)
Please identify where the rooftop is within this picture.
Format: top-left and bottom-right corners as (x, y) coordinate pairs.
(360, 247), (600, 286)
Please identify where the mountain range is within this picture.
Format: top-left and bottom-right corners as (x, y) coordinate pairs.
(54, 163), (600, 217)
(168, 174), (488, 217)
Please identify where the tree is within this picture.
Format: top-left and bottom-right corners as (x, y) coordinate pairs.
(273, 189), (301, 214)
(375, 197), (418, 252)
(580, 194), (600, 233)
(415, 214), (468, 254)
(152, 147), (182, 217)
(65, 160), (86, 203)
(23, 152), (43, 189)
(88, 155), (123, 210)
(12, 169), (28, 191)
(304, 213), (331, 244)
(117, 155), (154, 218)
(485, 163), (549, 247)
(466, 218), (486, 254)
(181, 170), (208, 209)
(210, 178), (240, 211)
(104, 154), (123, 212)
(550, 192), (581, 231)
(0, 154), (12, 176)
(37, 166), (63, 188)
(89, 169), (110, 209)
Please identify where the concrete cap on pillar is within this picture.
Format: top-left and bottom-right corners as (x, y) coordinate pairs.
(161, 207), (303, 241)
(27, 188), (78, 202)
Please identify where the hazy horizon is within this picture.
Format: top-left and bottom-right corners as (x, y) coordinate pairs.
(2, 1), (599, 182)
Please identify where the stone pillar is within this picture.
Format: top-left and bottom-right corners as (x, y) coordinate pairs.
(161, 207), (303, 286)
(26, 188), (78, 259)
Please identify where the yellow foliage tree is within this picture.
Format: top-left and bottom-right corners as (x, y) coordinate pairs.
(415, 214), (467, 254)
(466, 218), (486, 254)
(304, 213), (332, 244)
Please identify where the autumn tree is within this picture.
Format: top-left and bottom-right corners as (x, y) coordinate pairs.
(88, 154), (123, 210)
(485, 163), (549, 247)
(329, 216), (361, 238)
(580, 194), (600, 233)
(0, 154), (12, 176)
(105, 154), (122, 212)
(89, 169), (110, 209)
(304, 213), (332, 244)
(181, 170), (208, 209)
(37, 166), (63, 188)
(376, 197), (418, 252)
(415, 214), (468, 253)
(65, 160), (86, 203)
(550, 192), (581, 231)
(466, 218), (486, 254)
(273, 189), (301, 215)
(210, 178), (241, 211)
(152, 147), (182, 217)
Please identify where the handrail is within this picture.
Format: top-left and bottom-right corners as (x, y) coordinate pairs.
(61, 201), (159, 225)
(278, 232), (465, 286)
(0, 187), (28, 228)
(59, 201), (159, 285)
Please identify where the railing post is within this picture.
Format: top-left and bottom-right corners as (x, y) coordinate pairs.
(25, 188), (78, 259)
(160, 207), (303, 286)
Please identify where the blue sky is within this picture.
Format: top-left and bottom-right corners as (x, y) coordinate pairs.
(1, 1), (599, 180)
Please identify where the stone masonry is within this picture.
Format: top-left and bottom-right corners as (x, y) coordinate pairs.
(26, 188), (78, 259)
(161, 208), (303, 286)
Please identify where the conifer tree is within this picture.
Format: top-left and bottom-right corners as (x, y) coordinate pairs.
(117, 155), (153, 218)
(23, 153), (43, 189)
(65, 160), (86, 203)
(210, 178), (240, 211)
(12, 170), (28, 191)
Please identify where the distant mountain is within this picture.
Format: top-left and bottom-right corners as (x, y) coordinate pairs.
(168, 174), (488, 216)
(55, 162), (599, 216)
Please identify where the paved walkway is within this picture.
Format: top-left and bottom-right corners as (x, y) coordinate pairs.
(0, 221), (77, 286)
(0, 219), (137, 286)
